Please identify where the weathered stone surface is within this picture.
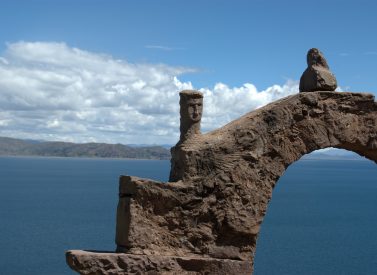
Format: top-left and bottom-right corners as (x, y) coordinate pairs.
(66, 250), (252, 275)
(299, 48), (337, 92)
(179, 90), (203, 142)
(69, 91), (377, 274)
(115, 91), (377, 273)
(170, 90), (203, 181)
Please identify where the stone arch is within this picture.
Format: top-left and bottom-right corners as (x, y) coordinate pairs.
(167, 91), (377, 271)
(67, 50), (377, 275)
(79, 91), (377, 275)
(172, 91), (377, 181)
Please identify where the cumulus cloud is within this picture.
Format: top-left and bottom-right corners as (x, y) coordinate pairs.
(0, 41), (299, 144)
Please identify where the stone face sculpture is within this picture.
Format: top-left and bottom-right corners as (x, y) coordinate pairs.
(299, 48), (337, 92)
(179, 90), (203, 142)
(66, 51), (377, 275)
(170, 90), (203, 182)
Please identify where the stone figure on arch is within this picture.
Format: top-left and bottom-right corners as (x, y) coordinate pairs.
(179, 90), (203, 142)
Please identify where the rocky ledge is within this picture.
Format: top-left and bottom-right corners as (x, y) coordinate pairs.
(66, 250), (252, 275)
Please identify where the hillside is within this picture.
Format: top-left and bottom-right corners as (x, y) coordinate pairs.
(0, 137), (171, 160)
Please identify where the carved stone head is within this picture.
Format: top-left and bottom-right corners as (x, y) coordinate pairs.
(179, 90), (203, 142)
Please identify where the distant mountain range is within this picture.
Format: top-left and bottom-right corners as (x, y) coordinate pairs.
(301, 148), (363, 160)
(0, 137), (171, 160)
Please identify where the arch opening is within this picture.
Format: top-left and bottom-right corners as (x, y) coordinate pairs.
(254, 148), (377, 274)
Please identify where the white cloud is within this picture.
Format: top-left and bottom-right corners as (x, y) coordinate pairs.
(0, 41), (299, 144)
(199, 81), (298, 132)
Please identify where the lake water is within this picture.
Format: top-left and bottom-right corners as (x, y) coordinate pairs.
(254, 158), (377, 275)
(0, 156), (376, 274)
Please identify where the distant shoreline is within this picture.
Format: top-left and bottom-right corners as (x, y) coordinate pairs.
(0, 136), (171, 160)
(0, 154), (368, 162)
(301, 157), (368, 161)
(0, 154), (170, 161)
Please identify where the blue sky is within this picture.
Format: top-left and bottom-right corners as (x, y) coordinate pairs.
(0, 0), (376, 144)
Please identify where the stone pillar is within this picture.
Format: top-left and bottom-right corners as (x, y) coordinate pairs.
(115, 176), (137, 252)
(179, 90), (203, 142)
(170, 90), (203, 182)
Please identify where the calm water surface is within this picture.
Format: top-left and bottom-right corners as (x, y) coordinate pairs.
(0, 156), (377, 274)
(0, 156), (169, 275)
(254, 158), (377, 275)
